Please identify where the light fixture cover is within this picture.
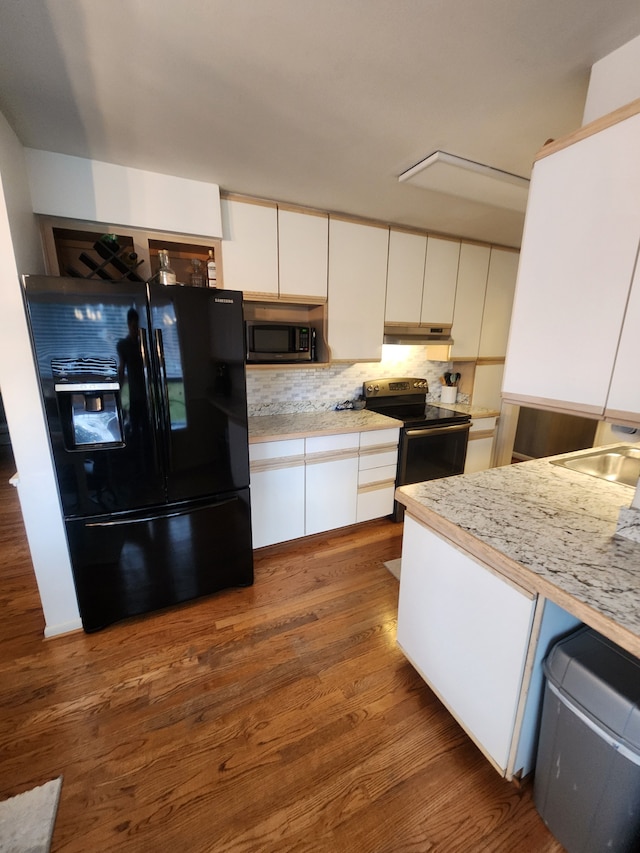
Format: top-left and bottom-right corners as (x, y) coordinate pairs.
(398, 151), (529, 211)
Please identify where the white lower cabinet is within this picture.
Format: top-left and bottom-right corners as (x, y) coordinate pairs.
(357, 427), (400, 522)
(248, 439), (305, 548)
(306, 455), (358, 535)
(464, 417), (497, 474)
(250, 427), (399, 547)
(397, 515), (536, 776)
(397, 514), (582, 779)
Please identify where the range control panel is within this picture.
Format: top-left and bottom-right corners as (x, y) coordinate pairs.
(363, 377), (429, 397)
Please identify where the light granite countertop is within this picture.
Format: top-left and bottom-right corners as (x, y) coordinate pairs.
(433, 403), (500, 419)
(396, 446), (640, 658)
(248, 410), (402, 443)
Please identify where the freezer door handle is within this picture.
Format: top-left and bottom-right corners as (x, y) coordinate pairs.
(85, 495), (240, 527)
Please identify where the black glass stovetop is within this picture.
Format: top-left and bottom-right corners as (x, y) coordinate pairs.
(366, 399), (470, 428)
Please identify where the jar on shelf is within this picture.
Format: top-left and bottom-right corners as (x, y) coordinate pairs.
(207, 250), (217, 287)
(157, 249), (177, 286)
(190, 258), (204, 287)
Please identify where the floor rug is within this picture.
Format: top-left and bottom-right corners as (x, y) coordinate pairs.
(384, 558), (401, 580)
(0, 777), (62, 853)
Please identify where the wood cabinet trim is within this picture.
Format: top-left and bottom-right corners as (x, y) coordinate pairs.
(468, 429), (495, 441)
(357, 479), (396, 494)
(500, 392), (603, 419)
(604, 409), (640, 428)
(535, 97), (640, 162)
(476, 356), (506, 366)
(250, 455), (306, 474)
(359, 443), (400, 458)
(220, 192), (277, 209)
(277, 203), (327, 218)
(305, 448), (360, 465)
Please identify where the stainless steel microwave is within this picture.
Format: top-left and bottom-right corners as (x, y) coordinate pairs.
(245, 322), (315, 363)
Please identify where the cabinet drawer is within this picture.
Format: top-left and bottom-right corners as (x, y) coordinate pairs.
(359, 448), (398, 471)
(306, 432), (359, 455)
(249, 438), (305, 463)
(356, 481), (395, 522)
(359, 427), (400, 448)
(358, 464), (396, 486)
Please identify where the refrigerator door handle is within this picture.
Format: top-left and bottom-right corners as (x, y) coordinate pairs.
(85, 496), (239, 527)
(138, 328), (161, 465)
(154, 327), (172, 469)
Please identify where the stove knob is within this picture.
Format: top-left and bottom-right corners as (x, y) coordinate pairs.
(366, 385), (374, 393)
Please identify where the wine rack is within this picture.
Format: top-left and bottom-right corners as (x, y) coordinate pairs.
(54, 228), (146, 281)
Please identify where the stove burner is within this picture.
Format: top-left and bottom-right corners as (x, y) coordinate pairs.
(363, 377), (470, 428)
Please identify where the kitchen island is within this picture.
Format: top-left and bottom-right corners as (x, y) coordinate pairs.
(396, 445), (640, 656)
(394, 445), (640, 779)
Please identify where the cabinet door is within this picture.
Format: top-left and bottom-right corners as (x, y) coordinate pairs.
(464, 434), (495, 473)
(278, 208), (328, 301)
(502, 112), (640, 413)
(421, 236), (460, 326)
(327, 218), (389, 361)
(305, 456), (358, 535)
(249, 439), (306, 547)
(450, 244), (490, 358)
(220, 198), (278, 295)
(606, 242), (640, 423)
(478, 248), (519, 358)
(250, 464), (305, 548)
(384, 229), (427, 323)
(397, 516), (535, 774)
(472, 363), (504, 410)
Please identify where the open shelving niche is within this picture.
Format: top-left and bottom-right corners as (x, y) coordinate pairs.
(243, 299), (329, 368)
(38, 216), (329, 366)
(38, 216), (223, 288)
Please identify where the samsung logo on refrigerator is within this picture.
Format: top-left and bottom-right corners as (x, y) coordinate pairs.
(214, 297), (234, 304)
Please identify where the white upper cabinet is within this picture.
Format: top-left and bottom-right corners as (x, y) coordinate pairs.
(384, 231), (460, 327)
(384, 230), (427, 323)
(220, 197), (279, 295)
(328, 218), (389, 361)
(606, 243), (640, 421)
(278, 208), (328, 301)
(502, 108), (640, 415)
(421, 236), (461, 326)
(478, 248), (519, 358)
(450, 243), (491, 358)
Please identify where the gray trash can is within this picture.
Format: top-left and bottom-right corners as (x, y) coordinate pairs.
(534, 627), (640, 853)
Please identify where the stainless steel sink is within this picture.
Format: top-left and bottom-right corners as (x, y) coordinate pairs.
(550, 444), (640, 487)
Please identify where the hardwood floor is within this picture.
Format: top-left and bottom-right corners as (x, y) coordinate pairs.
(0, 443), (563, 852)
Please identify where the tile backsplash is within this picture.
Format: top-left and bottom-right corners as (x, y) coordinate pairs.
(246, 345), (460, 415)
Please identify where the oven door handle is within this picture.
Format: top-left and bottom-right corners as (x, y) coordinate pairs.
(404, 423), (470, 439)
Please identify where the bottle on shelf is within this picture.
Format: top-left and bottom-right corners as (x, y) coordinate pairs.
(157, 249), (177, 286)
(207, 249), (217, 287)
(190, 258), (204, 287)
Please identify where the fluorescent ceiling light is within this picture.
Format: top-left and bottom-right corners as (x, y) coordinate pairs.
(398, 151), (529, 212)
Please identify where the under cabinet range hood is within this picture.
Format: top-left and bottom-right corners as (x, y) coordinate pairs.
(383, 324), (453, 345)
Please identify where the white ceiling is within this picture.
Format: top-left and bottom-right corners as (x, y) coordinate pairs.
(1, 0), (640, 248)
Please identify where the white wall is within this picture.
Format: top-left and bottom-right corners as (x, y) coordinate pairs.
(25, 149), (223, 238)
(0, 111), (81, 636)
(583, 34), (640, 124)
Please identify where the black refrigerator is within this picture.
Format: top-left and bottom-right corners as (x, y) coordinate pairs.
(23, 275), (254, 632)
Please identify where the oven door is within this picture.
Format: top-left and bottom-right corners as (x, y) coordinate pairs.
(397, 423), (470, 486)
(398, 422), (470, 485)
(394, 422), (470, 521)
